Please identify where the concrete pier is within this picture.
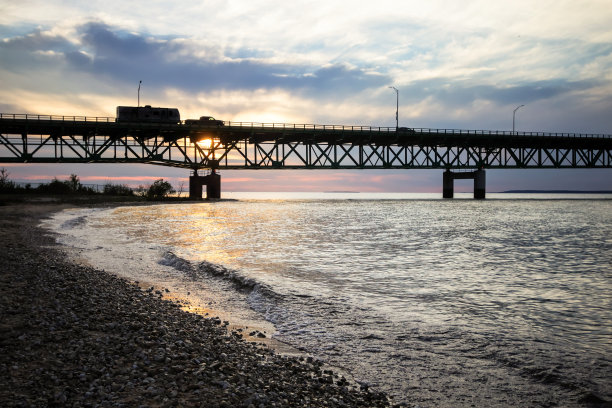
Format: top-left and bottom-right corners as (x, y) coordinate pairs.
(473, 169), (486, 199)
(189, 170), (221, 199)
(443, 170), (454, 199)
(442, 169), (486, 199)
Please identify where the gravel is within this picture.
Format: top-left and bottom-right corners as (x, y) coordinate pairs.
(0, 203), (392, 407)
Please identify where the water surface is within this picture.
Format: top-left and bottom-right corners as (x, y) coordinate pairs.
(47, 193), (612, 407)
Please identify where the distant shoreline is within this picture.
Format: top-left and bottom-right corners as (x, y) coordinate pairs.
(499, 190), (612, 194)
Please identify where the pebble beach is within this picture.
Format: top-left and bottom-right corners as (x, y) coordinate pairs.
(0, 203), (391, 407)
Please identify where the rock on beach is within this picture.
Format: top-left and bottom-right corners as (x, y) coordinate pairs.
(0, 203), (391, 407)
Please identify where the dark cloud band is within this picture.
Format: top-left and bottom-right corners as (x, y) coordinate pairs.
(1, 22), (389, 96)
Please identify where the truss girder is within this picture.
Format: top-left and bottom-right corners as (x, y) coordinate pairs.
(1, 131), (611, 170)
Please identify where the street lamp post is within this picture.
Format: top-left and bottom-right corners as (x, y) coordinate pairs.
(513, 104), (524, 134)
(389, 86), (399, 129)
(138, 80), (142, 107)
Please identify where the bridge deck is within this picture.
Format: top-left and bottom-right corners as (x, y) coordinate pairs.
(1, 114), (611, 170)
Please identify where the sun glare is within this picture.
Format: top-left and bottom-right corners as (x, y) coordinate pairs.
(197, 138), (213, 149)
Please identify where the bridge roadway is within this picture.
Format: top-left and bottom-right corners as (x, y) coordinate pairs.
(1, 113), (611, 198)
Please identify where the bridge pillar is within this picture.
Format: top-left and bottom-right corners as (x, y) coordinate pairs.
(189, 170), (221, 199)
(206, 171), (221, 199)
(442, 169), (486, 199)
(474, 169), (486, 200)
(443, 169), (454, 198)
(189, 174), (201, 199)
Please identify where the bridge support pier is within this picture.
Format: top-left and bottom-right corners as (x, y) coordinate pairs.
(189, 170), (221, 199)
(442, 169), (486, 199)
(443, 170), (454, 198)
(474, 169), (486, 199)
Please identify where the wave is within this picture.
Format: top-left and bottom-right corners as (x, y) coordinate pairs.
(155, 252), (332, 342)
(158, 251), (280, 300)
(197, 260), (259, 292)
(157, 251), (197, 276)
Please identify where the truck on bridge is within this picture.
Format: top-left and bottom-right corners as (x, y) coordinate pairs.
(185, 116), (224, 126)
(116, 105), (181, 124)
(116, 106), (224, 127)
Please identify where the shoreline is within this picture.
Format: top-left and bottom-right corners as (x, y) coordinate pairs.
(0, 202), (391, 407)
(41, 204), (302, 356)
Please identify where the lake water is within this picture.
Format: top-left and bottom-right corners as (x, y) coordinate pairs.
(45, 193), (612, 407)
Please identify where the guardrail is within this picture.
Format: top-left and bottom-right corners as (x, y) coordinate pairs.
(1, 113), (610, 138)
(223, 121), (397, 132)
(405, 128), (611, 138)
(0, 113), (116, 122)
(223, 122), (611, 138)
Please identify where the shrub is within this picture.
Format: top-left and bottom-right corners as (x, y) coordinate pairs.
(37, 178), (72, 195)
(103, 183), (134, 196)
(146, 179), (175, 200)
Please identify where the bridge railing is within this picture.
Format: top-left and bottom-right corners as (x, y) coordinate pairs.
(222, 122), (610, 138)
(1, 113), (610, 138)
(0, 113), (116, 122)
(223, 121), (398, 132)
(407, 128), (611, 138)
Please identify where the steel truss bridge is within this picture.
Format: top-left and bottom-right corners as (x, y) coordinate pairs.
(1, 113), (611, 198)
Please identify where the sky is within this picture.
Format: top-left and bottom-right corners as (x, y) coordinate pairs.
(1, 0), (611, 192)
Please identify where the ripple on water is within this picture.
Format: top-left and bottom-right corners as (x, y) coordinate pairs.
(45, 198), (612, 406)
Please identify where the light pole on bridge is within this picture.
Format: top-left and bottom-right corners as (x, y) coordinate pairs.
(513, 104), (524, 134)
(389, 86), (399, 129)
(138, 80), (142, 107)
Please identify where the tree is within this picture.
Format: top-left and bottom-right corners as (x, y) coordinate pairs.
(176, 180), (186, 198)
(0, 168), (9, 185)
(0, 168), (17, 192)
(146, 179), (175, 200)
(68, 174), (81, 192)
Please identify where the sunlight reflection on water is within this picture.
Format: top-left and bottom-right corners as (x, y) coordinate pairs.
(49, 195), (612, 407)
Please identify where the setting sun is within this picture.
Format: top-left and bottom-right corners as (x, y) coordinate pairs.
(197, 138), (213, 149)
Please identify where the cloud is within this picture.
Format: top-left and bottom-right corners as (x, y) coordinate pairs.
(401, 78), (603, 107)
(1, 22), (389, 98)
(0, 28), (70, 52)
(0, 29), (72, 73)
(1, 2), (611, 192)
(2, 15), (610, 127)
